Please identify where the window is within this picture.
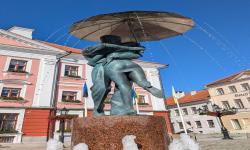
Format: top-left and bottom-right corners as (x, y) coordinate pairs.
(64, 119), (72, 132)
(202, 105), (209, 111)
(241, 83), (250, 91)
(221, 101), (231, 109)
(234, 99), (244, 109)
(191, 107), (197, 114)
(231, 119), (242, 130)
(58, 115), (77, 132)
(8, 59), (27, 73)
(1, 87), (21, 99)
(182, 108), (188, 115)
(247, 97), (250, 106)
(104, 94), (112, 104)
(216, 88), (225, 95)
(170, 110), (174, 117)
(207, 120), (215, 128)
(195, 121), (202, 128)
(137, 95), (147, 104)
(229, 86), (237, 93)
(62, 91), (77, 102)
(186, 121), (191, 126)
(64, 65), (79, 77)
(242, 118), (250, 127)
(175, 110), (180, 116)
(0, 113), (18, 133)
(178, 122), (183, 129)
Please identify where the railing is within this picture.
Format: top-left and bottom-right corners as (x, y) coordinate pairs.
(0, 136), (15, 143)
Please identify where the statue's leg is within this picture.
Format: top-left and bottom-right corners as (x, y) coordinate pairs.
(91, 64), (111, 116)
(106, 71), (135, 115)
(110, 88), (135, 115)
(128, 67), (164, 98)
(91, 83), (110, 116)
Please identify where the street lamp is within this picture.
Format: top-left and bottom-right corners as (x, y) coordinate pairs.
(198, 104), (237, 140)
(60, 107), (69, 143)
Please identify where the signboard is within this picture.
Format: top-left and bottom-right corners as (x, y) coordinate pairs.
(235, 91), (250, 97)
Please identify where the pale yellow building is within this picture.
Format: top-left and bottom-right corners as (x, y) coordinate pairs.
(206, 69), (250, 133)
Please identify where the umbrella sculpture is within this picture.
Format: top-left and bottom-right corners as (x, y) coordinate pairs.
(70, 11), (194, 42)
(70, 11), (194, 116)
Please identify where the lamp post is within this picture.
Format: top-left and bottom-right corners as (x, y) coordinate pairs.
(59, 107), (69, 143)
(197, 104), (237, 140)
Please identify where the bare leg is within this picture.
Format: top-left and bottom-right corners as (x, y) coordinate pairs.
(110, 87), (136, 115)
(105, 70), (135, 115)
(128, 67), (164, 98)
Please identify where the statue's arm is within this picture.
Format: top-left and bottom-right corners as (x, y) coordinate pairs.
(85, 54), (104, 66)
(105, 51), (142, 65)
(108, 51), (142, 59)
(103, 43), (144, 51)
(83, 44), (106, 56)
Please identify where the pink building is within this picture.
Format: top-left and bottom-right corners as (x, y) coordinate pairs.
(0, 26), (169, 143)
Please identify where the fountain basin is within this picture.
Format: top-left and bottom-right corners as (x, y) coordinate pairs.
(71, 115), (169, 150)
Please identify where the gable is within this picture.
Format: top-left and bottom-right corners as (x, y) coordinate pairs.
(206, 69), (250, 87)
(0, 29), (65, 54)
(233, 71), (250, 81)
(0, 35), (34, 49)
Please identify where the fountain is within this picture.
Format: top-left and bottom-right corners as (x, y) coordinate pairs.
(69, 11), (194, 149)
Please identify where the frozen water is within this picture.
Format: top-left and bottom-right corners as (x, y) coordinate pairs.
(169, 134), (199, 150)
(73, 143), (89, 150)
(122, 135), (139, 150)
(46, 139), (63, 150)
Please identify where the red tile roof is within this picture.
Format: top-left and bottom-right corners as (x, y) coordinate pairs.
(41, 41), (82, 54)
(0, 36), (33, 48)
(165, 89), (210, 106)
(206, 70), (249, 87)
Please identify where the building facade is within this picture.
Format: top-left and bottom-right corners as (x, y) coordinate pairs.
(166, 90), (221, 134)
(206, 70), (250, 133)
(0, 26), (169, 143)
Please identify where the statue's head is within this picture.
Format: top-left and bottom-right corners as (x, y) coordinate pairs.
(100, 35), (121, 44)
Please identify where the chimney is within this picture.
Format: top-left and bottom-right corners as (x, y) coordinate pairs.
(175, 91), (185, 99)
(190, 90), (197, 96)
(8, 26), (34, 39)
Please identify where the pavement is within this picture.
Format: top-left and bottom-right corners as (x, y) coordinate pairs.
(0, 143), (72, 150)
(199, 139), (250, 150)
(0, 143), (47, 150)
(1, 139), (250, 150)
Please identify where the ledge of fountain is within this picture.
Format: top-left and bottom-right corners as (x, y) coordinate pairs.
(71, 115), (169, 150)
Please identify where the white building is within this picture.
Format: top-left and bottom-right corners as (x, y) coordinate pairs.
(166, 90), (221, 134)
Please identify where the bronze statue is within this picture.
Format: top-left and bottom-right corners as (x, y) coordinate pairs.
(83, 35), (164, 116)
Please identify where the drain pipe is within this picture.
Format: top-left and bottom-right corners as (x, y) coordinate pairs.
(47, 51), (72, 140)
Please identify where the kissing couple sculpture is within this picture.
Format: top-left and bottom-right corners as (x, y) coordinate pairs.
(82, 35), (164, 116)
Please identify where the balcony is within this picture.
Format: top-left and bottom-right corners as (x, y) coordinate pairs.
(0, 97), (25, 103)
(0, 136), (15, 143)
(0, 130), (20, 143)
(61, 99), (82, 104)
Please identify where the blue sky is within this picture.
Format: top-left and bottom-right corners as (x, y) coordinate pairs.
(1, 0), (250, 96)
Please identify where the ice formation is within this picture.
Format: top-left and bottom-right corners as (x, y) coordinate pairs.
(73, 143), (89, 150)
(122, 135), (139, 150)
(169, 133), (199, 150)
(46, 139), (63, 150)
